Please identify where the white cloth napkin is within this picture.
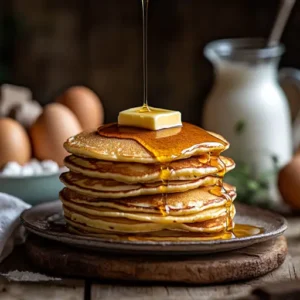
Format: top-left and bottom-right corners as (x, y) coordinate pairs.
(0, 193), (31, 263)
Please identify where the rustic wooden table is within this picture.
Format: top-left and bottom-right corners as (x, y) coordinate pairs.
(0, 217), (299, 300)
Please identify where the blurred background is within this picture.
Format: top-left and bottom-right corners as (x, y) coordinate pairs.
(1, 0), (300, 124)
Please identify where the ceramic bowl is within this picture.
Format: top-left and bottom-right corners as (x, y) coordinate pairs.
(0, 169), (65, 205)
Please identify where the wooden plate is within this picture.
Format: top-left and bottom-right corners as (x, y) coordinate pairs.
(21, 200), (287, 255)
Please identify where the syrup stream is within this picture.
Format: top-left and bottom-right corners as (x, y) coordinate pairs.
(141, 0), (150, 112)
(159, 164), (171, 216)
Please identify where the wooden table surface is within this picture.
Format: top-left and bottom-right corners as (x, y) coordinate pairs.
(0, 217), (300, 300)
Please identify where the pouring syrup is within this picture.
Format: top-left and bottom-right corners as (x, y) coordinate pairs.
(140, 0), (150, 112)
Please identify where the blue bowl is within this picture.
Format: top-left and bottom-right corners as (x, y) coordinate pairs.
(0, 170), (65, 205)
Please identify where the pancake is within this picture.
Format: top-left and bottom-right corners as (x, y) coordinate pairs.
(60, 172), (224, 198)
(61, 197), (234, 225)
(60, 184), (236, 216)
(64, 123), (229, 163)
(64, 155), (235, 183)
(67, 224), (234, 241)
(63, 204), (235, 233)
(63, 201), (227, 225)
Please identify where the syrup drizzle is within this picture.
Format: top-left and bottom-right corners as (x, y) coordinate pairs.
(98, 122), (227, 163)
(141, 0), (150, 112)
(125, 223), (264, 241)
(209, 156), (233, 232)
(158, 163), (172, 216)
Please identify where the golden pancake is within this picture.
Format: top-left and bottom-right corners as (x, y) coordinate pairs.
(60, 171), (224, 198)
(68, 225), (235, 241)
(63, 204), (235, 233)
(97, 123), (229, 163)
(64, 155), (235, 183)
(61, 196), (235, 224)
(60, 184), (236, 216)
(67, 223), (235, 241)
(64, 123), (229, 163)
(65, 215), (232, 237)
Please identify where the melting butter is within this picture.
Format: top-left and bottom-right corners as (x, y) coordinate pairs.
(118, 106), (182, 131)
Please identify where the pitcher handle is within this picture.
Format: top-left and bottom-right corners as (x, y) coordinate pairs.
(279, 67), (300, 150)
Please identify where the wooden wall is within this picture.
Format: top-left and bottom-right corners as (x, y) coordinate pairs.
(4, 0), (300, 124)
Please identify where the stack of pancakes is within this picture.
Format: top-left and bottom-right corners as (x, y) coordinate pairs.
(59, 123), (236, 241)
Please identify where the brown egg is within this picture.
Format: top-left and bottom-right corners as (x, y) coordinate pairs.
(278, 155), (300, 210)
(30, 103), (82, 166)
(0, 118), (31, 168)
(57, 86), (104, 130)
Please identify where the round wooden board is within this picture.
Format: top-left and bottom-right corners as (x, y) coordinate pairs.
(25, 234), (287, 284)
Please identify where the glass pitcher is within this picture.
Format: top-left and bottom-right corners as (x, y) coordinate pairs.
(203, 38), (294, 179)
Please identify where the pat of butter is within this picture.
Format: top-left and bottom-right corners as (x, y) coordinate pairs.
(118, 106), (182, 130)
